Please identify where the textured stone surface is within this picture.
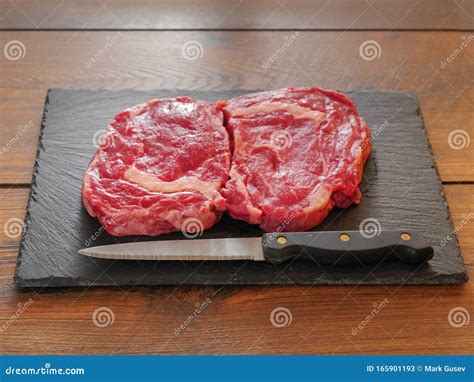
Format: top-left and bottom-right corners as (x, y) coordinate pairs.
(15, 89), (468, 287)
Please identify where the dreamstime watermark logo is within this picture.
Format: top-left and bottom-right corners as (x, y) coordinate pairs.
(361, 120), (388, 150)
(92, 307), (115, 328)
(182, 217), (204, 239)
(4, 40), (26, 61)
(0, 120), (33, 155)
(174, 298), (212, 336)
(5, 363), (85, 376)
(352, 298), (389, 336)
(3, 218), (25, 239)
(0, 298), (34, 333)
(84, 32), (122, 69)
(262, 32), (299, 69)
(448, 129), (470, 150)
(92, 130), (109, 149)
(181, 40), (204, 61)
(359, 40), (382, 61)
(440, 212), (474, 247)
(440, 34), (473, 69)
(270, 130), (292, 150)
(359, 218), (381, 239)
(85, 225), (107, 248)
(270, 307), (292, 328)
(84, 216), (116, 247)
(262, 211), (298, 247)
(448, 307), (470, 328)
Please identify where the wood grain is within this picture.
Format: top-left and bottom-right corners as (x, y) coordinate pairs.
(0, 0), (473, 31)
(0, 31), (473, 184)
(0, 184), (472, 354)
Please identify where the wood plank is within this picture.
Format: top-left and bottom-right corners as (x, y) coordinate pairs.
(0, 31), (472, 184)
(0, 185), (472, 354)
(0, 186), (29, 245)
(0, 0), (473, 31)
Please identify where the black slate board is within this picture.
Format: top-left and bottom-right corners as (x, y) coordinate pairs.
(15, 89), (468, 287)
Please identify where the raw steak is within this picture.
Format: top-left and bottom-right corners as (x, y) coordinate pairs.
(217, 87), (371, 232)
(82, 97), (230, 236)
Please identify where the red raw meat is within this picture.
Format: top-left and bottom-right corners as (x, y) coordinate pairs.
(82, 97), (230, 236)
(217, 87), (371, 232)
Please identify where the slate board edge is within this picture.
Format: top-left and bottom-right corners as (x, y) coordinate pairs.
(14, 89), (53, 288)
(13, 88), (469, 288)
(414, 93), (468, 282)
(15, 272), (468, 289)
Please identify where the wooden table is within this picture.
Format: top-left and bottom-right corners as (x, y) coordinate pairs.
(0, 1), (472, 354)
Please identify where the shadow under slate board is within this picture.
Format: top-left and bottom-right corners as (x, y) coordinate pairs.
(15, 89), (468, 288)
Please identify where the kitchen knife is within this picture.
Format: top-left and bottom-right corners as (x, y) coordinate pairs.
(79, 230), (433, 266)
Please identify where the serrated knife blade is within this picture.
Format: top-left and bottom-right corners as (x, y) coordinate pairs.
(79, 237), (265, 261)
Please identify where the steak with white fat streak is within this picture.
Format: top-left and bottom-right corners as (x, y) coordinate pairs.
(82, 97), (230, 236)
(217, 87), (371, 232)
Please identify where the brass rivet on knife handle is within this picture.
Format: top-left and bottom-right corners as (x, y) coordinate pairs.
(339, 233), (350, 242)
(401, 232), (411, 241)
(276, 236), (287, 245)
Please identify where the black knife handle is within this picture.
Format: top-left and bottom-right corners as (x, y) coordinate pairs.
(262, 230), (433, 266)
